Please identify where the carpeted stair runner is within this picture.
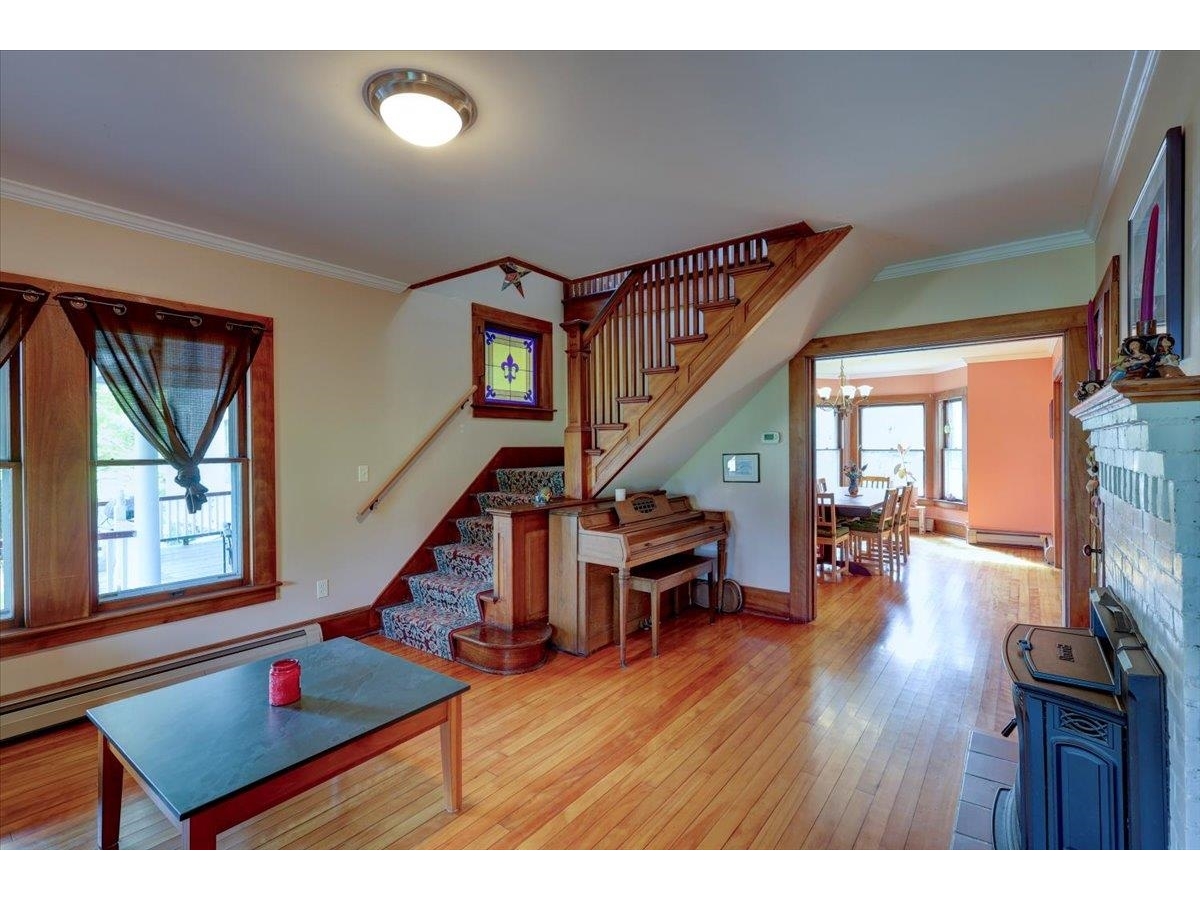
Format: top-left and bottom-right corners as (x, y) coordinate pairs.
(380, 465), (565, 660)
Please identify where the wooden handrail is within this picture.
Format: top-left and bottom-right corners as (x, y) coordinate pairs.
(581, 264), (649, 345)
(565, 220), (814, 287)
(356, 386), (476, 522)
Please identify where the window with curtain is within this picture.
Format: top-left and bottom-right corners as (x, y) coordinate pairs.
(859, 403), (926, 495)
(814, 406), (841, 491)
(94, 368), (245, 602)
(0, 275), (278, 657)
(941, 396), (966, 501)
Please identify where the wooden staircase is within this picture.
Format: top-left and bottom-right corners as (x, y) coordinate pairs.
(562, 222), (852, 497)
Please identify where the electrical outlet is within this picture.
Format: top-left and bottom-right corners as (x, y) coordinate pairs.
(316, 579), (329, 600)
(357, 465), (369, 482)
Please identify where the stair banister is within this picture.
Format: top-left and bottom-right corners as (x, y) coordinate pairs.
(356, 386), (476, 522)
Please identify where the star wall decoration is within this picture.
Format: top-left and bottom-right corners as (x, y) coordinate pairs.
(499, 261), (531, 298)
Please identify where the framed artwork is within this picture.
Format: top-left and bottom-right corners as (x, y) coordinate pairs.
(722, 452), (760, 483)
(1088, 256), (1120, 379)
(1126, 126), (1184, 355)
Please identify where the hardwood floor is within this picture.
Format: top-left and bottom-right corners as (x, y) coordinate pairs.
(0, 535), (1061, 850)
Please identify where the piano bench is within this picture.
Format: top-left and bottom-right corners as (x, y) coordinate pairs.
(615, 553), (716, 666)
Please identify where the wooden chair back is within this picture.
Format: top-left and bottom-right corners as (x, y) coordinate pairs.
(815, 492), (836, 530)
(816, 477), (828, 494)
(860, 475), (890, 489)
(878, 488), (900, 530)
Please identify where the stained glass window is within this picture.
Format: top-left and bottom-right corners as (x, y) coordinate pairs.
(484, 328), (537, 406)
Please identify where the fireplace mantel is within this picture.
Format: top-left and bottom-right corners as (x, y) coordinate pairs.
(1069, 374), (1200, 421)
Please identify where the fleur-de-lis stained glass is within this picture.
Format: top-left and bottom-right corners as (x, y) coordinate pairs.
(483, 328), (537, 405)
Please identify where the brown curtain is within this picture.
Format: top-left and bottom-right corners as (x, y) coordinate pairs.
(59, 292), (264, 513)
(0, 282), (49, 368)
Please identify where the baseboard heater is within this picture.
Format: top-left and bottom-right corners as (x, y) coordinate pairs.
(0, 623), (323, 742)
(967, 528), (1050, 549)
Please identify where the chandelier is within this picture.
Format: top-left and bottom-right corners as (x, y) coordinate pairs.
(817, 360), (873, 416)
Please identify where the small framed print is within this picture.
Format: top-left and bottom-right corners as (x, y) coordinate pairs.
(722, 452), (760, 483)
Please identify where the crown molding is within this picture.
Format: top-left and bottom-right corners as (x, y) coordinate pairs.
(0, 179), (410, 294)
(873, 230), (1094, 281)
(1084, 50), (1160, 237)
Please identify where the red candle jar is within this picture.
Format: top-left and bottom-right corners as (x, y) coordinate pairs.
(268, 658), (301, 706)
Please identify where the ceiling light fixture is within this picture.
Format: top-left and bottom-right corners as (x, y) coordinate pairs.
(817, 360), (873, 418)
(363, 69), (477, 148)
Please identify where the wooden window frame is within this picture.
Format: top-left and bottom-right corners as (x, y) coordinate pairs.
(934, 389), (968, 505)
(851, 390), (969, 508)
(0, 351), (25, 630)
(0, 272), (279, 656)
(470, 303), (554, 421)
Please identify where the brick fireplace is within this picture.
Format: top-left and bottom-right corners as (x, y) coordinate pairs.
(1071, 376), (1200, 849)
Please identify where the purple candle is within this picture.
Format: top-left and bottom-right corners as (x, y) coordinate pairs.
(1140, 203), (1160, 324)
(1086, 299), (1097, 370)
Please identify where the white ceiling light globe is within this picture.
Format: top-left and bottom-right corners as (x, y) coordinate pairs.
(378, 92), (464, 148)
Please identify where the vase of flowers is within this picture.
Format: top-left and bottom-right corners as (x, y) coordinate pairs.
(843, 462), (866, 496)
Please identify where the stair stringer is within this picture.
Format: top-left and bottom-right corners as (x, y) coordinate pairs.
(595, 225), (881, 494)
(589, 226), (853, 494)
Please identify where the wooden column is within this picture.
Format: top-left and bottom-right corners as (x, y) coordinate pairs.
(561, 320), (591, 499)
(488, 505), (553, 628)
(789, 353), (816, 622)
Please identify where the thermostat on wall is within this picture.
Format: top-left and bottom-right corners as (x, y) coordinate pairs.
(761, 431), (781, 444)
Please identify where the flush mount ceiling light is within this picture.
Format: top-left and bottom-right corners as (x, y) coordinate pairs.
(363, 69), (477, 148)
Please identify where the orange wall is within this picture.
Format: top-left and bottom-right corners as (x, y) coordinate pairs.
(966, 358), (1054, 533)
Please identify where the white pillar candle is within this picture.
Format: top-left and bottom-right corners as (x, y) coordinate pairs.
(614, 488), (627, 501)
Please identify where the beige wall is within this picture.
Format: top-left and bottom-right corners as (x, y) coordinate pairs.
(663, 366), (790, 592)
(816, 244), (1095, 337)
(1095, 50), (1200, 374)
(0, 199), (565, 694)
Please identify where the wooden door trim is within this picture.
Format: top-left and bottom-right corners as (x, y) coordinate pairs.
(793, 304), (1089, 626)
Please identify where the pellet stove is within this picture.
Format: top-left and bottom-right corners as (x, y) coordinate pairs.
(994, 587), (1167, 849)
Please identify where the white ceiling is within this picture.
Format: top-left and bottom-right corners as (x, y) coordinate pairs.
(0, 50), (1133, 286)
(815, 337), (1062, 378)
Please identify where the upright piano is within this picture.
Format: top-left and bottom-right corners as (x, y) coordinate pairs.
(548, 492), (730, 656)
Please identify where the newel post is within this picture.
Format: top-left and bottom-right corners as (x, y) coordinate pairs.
(561, 319), (592, 499)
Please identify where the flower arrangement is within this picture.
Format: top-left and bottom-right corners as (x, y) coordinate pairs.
(842, 462), (867, 480)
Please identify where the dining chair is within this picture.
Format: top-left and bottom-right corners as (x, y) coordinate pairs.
(891, 484), (914, 566)
(816, 477), (828, 494)
(815, 492), (851, 582)
(848, 487), (900, 576)
(859, 475), (890, 489)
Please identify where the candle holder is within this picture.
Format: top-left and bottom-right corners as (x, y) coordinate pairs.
(269, 658), (301, 706)
(1074, 370), (1104, 402)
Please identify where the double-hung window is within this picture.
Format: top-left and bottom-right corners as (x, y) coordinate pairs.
(859, 403), (926, 496)
(940, 396), (966, 502)
(814, 406), (841, 490)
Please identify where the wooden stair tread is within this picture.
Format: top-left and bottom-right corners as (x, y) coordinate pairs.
(667, 333), (707, 345)
(593, 422), (627, 431)
(642, 365), (678, 375)
(696, 298), (740, 311)
(616, 395), (651, 404)
(584, 448), (605, 457)
(725, 259), (773, 276)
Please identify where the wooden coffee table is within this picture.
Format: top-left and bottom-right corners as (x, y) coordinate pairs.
(87, 637), (469, 849)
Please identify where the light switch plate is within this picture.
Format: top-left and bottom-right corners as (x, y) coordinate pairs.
(357, 465), (369, 482)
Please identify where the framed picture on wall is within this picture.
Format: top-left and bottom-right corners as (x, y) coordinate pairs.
(1126, 126), (1184, 355)
(722, 453), (760, 483)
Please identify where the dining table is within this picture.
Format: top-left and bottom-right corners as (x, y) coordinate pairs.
(830, 486), (886, 519)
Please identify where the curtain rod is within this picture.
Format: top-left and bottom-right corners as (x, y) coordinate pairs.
(56, 292), (263, 333)
(1, 284), (49, 301)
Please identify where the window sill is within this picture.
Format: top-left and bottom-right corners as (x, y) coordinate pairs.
(920, 499), (967, 510)
(0, 581), (281, 656)
(471, 403), (556, 421)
